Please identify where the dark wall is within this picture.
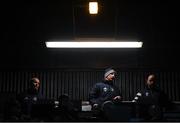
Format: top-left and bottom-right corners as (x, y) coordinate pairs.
(0, 68), (179, 101)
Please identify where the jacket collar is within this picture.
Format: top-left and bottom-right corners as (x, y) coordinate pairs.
(103, 80), (114, 85)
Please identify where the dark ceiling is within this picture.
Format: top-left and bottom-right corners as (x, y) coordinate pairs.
(1, 0), (180, 69)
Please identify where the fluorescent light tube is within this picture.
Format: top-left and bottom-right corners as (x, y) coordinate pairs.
(45, 41), (143, 48)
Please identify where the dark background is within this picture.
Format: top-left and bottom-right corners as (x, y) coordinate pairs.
(1, 0), (179, 69)
(0, 3), (180, 120)
(0, 0), (180, 101)
(0, 2), (180, 122)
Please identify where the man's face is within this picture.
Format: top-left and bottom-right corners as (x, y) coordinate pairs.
(146, 75), (155, 87)
(106, 72), (115, 81)
(33, 78), (40, 91)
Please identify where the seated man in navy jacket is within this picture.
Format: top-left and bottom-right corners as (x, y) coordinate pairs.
(89, 68), (122, 120)
(133, 74), (171, 121)
(17, 77), (43, 121)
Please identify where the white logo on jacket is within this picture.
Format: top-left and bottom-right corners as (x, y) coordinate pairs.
(103, 87), (108, 92)
(145, 92), (149, 96)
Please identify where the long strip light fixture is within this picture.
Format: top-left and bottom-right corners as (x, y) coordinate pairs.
(45, 41), (143, 48)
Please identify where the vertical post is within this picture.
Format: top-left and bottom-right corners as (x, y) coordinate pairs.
(72, 2), (76, 38)
(114, 0), (118, 38)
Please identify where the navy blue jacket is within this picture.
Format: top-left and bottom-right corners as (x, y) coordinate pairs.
(89, 80), (122, 106)
(17, 88), (43, 116)
(137, 85), (170, 107)
(135, 85), (171, 121)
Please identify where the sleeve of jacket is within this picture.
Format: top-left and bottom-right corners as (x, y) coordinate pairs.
(116, 86), (122, 97)
(89, 83), (101, 105)
(112, 85), (122, 99)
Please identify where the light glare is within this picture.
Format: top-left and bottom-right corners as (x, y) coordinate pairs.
(89, 2), (98, 14)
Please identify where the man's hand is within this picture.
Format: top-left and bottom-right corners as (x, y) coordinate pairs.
(93, 103), (99, 108)
(113, 96), (121, 100)
(113, 96), (122, 104)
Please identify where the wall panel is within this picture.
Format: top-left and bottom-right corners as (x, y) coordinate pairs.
(0, 69), (179, 101)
